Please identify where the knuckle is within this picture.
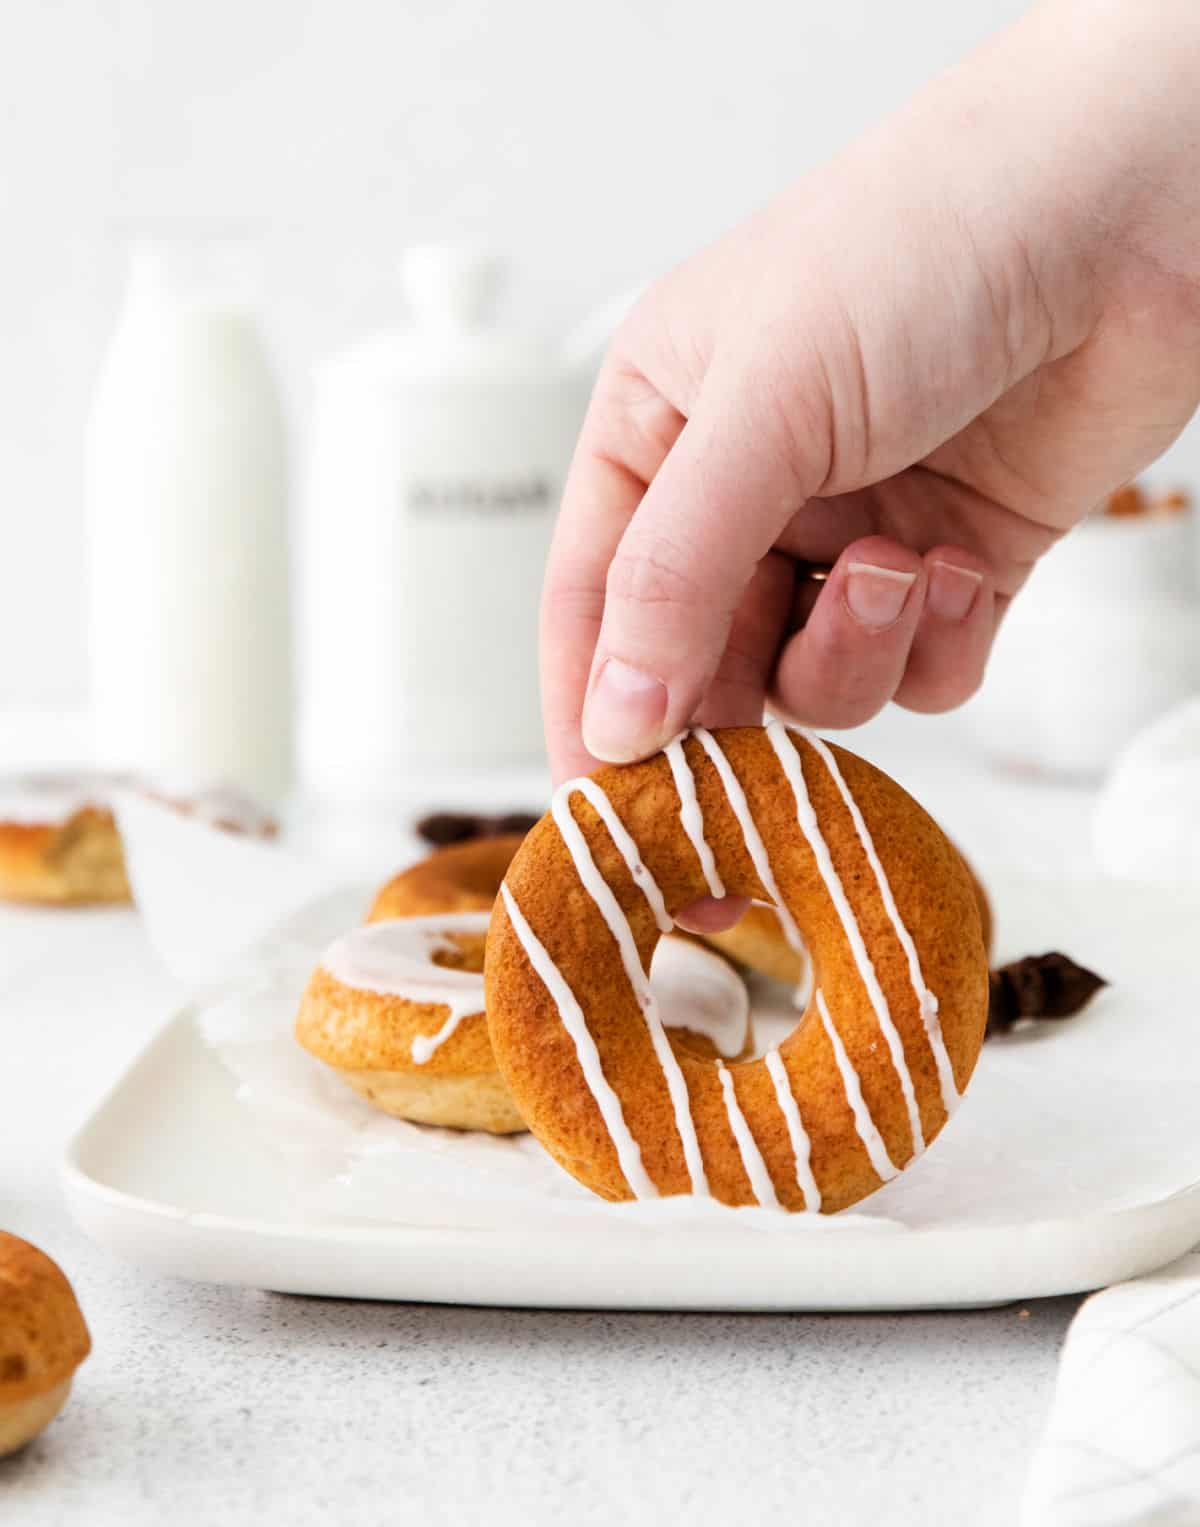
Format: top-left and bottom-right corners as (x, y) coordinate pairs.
(722, 343), (835, 500)
(606, 531), (720, 617)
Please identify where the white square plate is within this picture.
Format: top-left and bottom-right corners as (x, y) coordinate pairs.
(62, 872), (1200, 1310)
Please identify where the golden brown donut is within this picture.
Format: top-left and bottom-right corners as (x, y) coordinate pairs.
(484, 724), (989, 1213)
(0, 1232), (91, 1457)
(297, 914), (527, 1133)
(0, 773), (277, 908)
(296, 911), (755, 1134)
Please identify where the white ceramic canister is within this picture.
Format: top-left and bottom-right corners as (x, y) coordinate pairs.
(85, 239), (292, 801)
(299, 248), (586, 804)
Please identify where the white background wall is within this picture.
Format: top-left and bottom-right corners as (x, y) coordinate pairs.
(2, 0), (1197, 706)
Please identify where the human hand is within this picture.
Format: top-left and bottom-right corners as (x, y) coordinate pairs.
(542, 0), (1200, 821)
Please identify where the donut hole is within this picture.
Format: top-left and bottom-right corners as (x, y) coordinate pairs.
(430, 930), (488, 976)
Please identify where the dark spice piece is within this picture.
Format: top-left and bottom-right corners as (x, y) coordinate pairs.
(415, 810), (540, 847)
(987, 952), (1108, 1037)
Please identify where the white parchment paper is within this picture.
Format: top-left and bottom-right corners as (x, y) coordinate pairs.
(116, 792), (1200, 1238)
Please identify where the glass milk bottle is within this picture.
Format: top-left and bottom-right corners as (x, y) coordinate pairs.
(85, 239), (292, 801)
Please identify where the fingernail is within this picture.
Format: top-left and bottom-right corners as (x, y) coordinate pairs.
(927, 560), (983, 621)
(844, 562), (917, 629)
(582, 657), (670, 763)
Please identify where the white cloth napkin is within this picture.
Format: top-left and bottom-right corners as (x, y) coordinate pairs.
(1023, 1248), (1200, 1526)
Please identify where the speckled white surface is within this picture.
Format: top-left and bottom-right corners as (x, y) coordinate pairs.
(0, 730), (1103, 1524)
(2, 1203), (1080, 1527)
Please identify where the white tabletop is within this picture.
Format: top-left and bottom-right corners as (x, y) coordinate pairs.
(0, 712), (1101, 1525)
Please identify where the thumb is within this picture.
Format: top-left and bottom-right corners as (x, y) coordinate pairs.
(580, 373), (827, 764)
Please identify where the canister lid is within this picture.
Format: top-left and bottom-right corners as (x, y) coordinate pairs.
(318, 246), (563, 389)
(400, 245), (505, 333)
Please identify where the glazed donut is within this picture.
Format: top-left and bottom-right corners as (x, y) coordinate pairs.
(0, 1232), (90, 1457)
(295, 909), (754, 1134)
(0, 772), (277, 907)
(484, 723), (989, 1213)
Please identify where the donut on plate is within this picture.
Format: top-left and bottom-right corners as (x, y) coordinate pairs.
(295, 908), (755, 1135)
(0, 773), (277, 907)
(484, 724), (989, 1212)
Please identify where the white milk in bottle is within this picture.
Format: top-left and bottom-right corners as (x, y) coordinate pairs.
(85, 240), (292, 800)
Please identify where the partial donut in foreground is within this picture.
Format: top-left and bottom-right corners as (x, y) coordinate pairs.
(296, 912), (755, 1133)
(0, 1232), (91, 1457)
(484, 724), (989, 1212)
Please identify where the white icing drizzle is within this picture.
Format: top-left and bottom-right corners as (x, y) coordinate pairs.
(716, 1062), (779, 1209)
(664, 733), (725, 898)
(690, 728), (806, 954)
(764, 1048), (821, 1211)
(500, 882), (657, 1199)
(766, 720), (926, 1156)
(319, 912), (487, 1064)
(409, 1011), (468, 1064)
(552, 783), (709, 1196)
(816, 989), (899, 1182)
(800, 730), (960, 1114)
